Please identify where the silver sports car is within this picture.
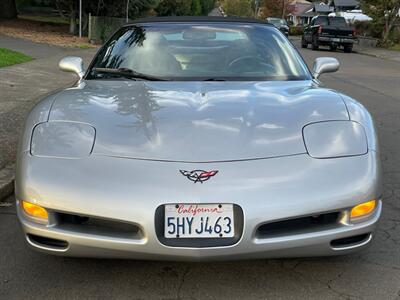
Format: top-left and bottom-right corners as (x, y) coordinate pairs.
(16, 17), (382, 260)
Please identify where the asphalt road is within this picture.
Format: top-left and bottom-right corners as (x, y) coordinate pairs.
(1, 42), (400, 300)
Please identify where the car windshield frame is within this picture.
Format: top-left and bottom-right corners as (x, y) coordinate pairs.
(86, 22), (312, 82)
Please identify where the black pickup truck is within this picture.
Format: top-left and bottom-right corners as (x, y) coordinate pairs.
(302, 16), (356, 53)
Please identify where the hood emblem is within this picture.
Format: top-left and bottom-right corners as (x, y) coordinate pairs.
(180, 170), (219, 183)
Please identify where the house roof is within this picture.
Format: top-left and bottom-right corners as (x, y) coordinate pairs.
(289, 3), (313, 15)
(289, 0), (311, 4)
(330, 0), (359, 7)
(313, 4), (333, 13)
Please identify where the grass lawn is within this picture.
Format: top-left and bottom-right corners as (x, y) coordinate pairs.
(18, 14), (69, 25)
(0, 48), (33, 68)
(389, 44), (400, 51)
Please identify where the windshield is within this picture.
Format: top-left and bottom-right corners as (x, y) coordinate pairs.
(329, 17), (348, 26)
(87, 23), (311, 81)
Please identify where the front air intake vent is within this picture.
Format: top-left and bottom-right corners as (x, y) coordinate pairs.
(256, 212), (340, 238)
(55, 212), (142, 240)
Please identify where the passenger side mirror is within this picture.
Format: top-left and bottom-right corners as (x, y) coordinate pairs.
(312, 57), (340, 79)
(59, 56), (85, 79)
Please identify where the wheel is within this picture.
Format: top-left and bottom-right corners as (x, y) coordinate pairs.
(330, 45), (337, 51)
(301, 37), (308, 48)
(312, 36), (319, 51)
(344, 44), (353, 53)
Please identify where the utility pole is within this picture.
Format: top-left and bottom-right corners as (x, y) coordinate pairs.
(126, 0), (130, 23)
(255, 0), (260, 18)
(79, 0), (82, 38)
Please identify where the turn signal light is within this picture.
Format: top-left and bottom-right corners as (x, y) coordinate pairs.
(22, 201), (48, 220)
(350, 200), (376, 219)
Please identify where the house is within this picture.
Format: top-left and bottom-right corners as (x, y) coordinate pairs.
(329, 0), (360, 12)
(313, 2), (334, 15)
(288, 6), (314, 25)
(288, 2), (334, 25)
(286, 0), (313, 25)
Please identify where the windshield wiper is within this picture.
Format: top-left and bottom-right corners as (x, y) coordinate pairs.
(92, 67), (167, 81)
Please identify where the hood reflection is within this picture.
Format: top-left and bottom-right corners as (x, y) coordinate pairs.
(49, 80), (349, 162)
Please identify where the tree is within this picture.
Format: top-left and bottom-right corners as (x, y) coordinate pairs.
(191, 0), (202, 16)
(201, 0), (216, 15)
(362, 0), (400, 45)
(156, 0), (192, 16)
(54, 0), (157, 34)
(156, 0), (215, 16)
(0, 0), (17, 19)
(221, 0), (254, 17)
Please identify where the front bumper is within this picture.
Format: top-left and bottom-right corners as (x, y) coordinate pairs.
(16, 151), (382, 261)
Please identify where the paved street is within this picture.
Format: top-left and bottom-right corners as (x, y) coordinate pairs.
(0, 35), (96, 170)
(1, 41), (400, 299)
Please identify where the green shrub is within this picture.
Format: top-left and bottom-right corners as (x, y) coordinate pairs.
(289, 26), (304, 36)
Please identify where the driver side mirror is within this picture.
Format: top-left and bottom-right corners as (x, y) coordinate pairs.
(312, 57), (340, 79)
(59, 56), (85, 79)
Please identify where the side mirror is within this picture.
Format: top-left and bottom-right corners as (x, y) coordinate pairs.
(59, 56), (85, 79)
(312, 57), (340, 79)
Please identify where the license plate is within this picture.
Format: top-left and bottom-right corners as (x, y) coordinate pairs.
(164, 204), (234, 238)
(333, 38), (341, 42)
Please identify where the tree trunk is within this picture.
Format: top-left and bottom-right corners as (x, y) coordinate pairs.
(0, 0), (17, 19)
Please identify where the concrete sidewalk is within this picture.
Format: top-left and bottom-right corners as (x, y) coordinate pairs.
(0, 36), (97, 199)
(290, 36), (400, 63)
(353, 44), (400, 63)
(0, 34), (68, 58)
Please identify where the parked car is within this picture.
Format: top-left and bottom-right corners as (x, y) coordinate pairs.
(302, 16), (356, 52)
(16, 17), (381, 260)
(266, 17), (289, 37)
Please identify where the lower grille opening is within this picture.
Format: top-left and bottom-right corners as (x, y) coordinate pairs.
(331, 233), (371, 248)
(256, 212), (340, 238)
(55, 213), (142, 240)
(28, 234), (68, 250)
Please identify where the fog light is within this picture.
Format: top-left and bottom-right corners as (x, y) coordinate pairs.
(22, 201), (48, 220)
(350, 200), (376, 219)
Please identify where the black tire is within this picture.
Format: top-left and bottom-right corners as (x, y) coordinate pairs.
(312, 36), (319, 51)
(344, 44), (353, 53)
(301, 37), (308, 48)
(330, 45), (337, 51)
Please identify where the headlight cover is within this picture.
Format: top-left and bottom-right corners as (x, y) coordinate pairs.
(303, 121), (367, 159)
(31, 122), (95, 158)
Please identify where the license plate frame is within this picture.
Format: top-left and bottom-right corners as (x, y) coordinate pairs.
(164, 204), (235, 239)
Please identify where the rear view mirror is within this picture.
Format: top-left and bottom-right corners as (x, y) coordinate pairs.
(312, 57), (340, 79)
(59, 56), (85, 79)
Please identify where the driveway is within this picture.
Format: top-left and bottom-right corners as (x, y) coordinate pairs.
(0, 35), (97, 170)
(1, 40), (400, 299)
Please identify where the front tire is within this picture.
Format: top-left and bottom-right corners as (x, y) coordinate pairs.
(344, 44), (353, 53)
(301, 37), (308, 48)
(312, 36), (319, 51)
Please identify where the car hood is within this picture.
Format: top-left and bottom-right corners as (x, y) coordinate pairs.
(49, 80), (349, 162)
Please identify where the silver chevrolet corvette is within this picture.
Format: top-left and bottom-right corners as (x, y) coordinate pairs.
(16, 17), (382, 261)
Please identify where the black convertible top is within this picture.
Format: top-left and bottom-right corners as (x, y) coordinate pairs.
(126, 16), (271, 26)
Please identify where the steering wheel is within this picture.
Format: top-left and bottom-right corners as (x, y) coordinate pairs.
(227, 56), (275, 74)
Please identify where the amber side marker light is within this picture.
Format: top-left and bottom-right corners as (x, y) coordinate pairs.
(22, 201), (48, 220)
(350, 200), (376, 219)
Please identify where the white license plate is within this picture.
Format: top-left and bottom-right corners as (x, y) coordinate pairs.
(333, 38), (341, 42)
(164, 204), (234, 238)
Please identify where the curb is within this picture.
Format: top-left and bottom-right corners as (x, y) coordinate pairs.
(353, 49), (400, 63)
(0, 164), (15, 201)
